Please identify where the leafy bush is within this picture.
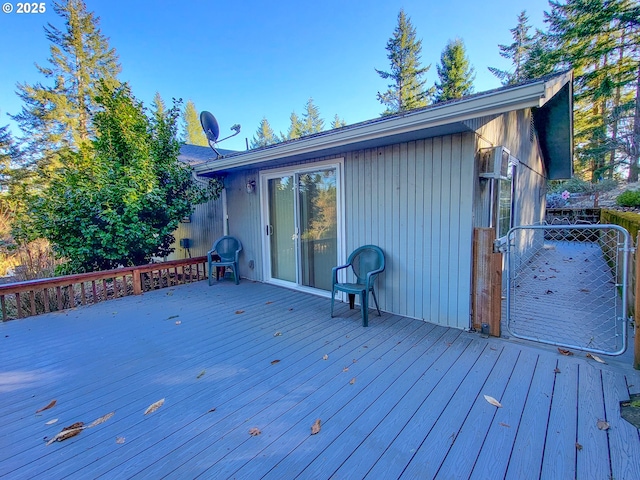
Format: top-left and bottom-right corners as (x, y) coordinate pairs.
(616, 190), (640, 207)
(546, 193), (568, 208)
(548, 178), (617, 194)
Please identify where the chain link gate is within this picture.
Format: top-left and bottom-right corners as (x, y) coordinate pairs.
(505, 224), (630, 355)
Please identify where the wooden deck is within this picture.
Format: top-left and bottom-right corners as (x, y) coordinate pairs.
(1, 280), (639, 479)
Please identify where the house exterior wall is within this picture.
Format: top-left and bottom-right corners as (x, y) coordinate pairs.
(222, 132), (476, 330)
(470, 109), (547, 229)
(166, 196), (224, 261)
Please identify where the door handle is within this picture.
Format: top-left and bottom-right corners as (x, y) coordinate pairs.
(266, 225), (273, 236)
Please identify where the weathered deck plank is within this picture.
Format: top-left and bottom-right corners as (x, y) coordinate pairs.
(0, 280), (638, 480)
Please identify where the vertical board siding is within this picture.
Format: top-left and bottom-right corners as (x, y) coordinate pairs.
(167, 196), (224, 260)
(221, 135), (475, 329)
(345, 133), (475, 329)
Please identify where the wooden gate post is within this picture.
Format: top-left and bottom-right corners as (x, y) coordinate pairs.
(634, 233), (640, 370)
(472, 228), (502, 337)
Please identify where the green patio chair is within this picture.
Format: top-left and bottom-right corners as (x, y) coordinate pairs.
(331, 245), (385, 327)
(207, 236), (242, 285)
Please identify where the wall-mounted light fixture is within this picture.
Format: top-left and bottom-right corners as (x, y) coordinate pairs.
(246, 180), (256, 194)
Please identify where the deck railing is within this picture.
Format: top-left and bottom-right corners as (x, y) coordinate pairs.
(0, 256), (208, 321)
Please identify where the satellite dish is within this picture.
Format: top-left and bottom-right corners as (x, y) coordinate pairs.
(200, 110), (241, 158)
(200, 111), (220, 143)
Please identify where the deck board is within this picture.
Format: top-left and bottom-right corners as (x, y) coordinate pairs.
(0, 280), (639, 479)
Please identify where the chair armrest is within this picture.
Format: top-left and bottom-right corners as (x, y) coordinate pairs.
(365, 267), (384, 288)
(332, 264), (350, 284)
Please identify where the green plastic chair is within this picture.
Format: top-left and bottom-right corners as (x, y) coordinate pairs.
(207, 236), (242, 285)
(331, 245), (385, 327)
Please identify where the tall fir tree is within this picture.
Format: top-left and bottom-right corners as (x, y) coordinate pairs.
(300, 98), (324, 136)
(182, 100), (208, 146)
(251, 117), (280, 148)
(375, 9), (432, 114)
(152, 92), (166, 117)
(286, 111), (303, 140)
(544, 0), (639, 181)
(434, 38), (475, 102)
(11, 0), (120, 168)
(489, 11), (535, 85)
(331, 114), (347, 129)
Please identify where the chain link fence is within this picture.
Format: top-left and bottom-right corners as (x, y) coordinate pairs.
(506, 224), (630, 355)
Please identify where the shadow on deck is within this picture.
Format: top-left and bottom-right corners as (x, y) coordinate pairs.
(1, 281), (639, 479)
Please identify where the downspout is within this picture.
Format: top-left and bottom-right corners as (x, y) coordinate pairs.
(222, 187), (229, 235)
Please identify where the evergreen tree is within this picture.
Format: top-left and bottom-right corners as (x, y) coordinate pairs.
(331, 114), (347, 129)
(544, 0), (639, 181)
(489, 11), (535, 84)
(287, 111), (303, 140)
(11, 0), (120, 167)
(300, 98), (324, 136)
(182, 100), (208, 146)
(152, 91), (166, 117)
(375, 9), (432, 114)
(251, 117), (280, 148)
(434, 38), (476, 102)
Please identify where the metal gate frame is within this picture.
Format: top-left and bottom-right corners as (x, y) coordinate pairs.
(505, 224), (630, 355)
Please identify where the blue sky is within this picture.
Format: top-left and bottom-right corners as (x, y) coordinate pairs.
(0, 0), (552, 151)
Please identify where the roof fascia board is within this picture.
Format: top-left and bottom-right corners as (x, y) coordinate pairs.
(196, 79), (556, 174)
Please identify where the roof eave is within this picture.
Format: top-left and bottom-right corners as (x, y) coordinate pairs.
(195, 73), (572, 175)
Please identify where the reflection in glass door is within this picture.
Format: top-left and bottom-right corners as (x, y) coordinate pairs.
(263, 164), (340, 292)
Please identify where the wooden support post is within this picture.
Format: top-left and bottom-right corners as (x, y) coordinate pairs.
(472, 228), (502, 337)
(133, 269), (142, 295)
(634, 233), (640, 370)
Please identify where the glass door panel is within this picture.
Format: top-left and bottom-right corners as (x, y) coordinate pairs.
(298, 169), (337, 291)
(268, 176), (296, 283)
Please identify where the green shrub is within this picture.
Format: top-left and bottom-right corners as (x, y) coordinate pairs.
(616, 190), (640, 207)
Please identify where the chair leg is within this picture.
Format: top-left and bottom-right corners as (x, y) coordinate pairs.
(330, 288), (335, 317)
(361, 292), (369, 327)
(348, 294), (355, 309)
(208, 260), (213, 286)
(233, 264), (239, 285)
(371, 289), (381, 316)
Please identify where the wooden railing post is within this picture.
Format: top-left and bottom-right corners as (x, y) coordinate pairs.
(472, 228), (502, 337)
(133, 269), (142, 295)
(635, 233), (640, 370)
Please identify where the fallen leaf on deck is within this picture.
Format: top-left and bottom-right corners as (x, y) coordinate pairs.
(311, 419), (322, 435)
(166, 291), (174, 296)
(46, 421), (84, 445)
(576, 442), (583, 451)
(545, 290), (554, 294)
(271, 359), (280, 365)
(586, 353), (607, 364)
(208, 407), (216, 413)
(352, 359), (357, 363)
(350, 377), (356, 385)
(554, 367), (561, 374)
(45, 418), (58, 425)
(36, 400), (57, 414)
(86, 412), (114, 428)
(484, 395), (503, 408)
(175, 321), (181, 325)
(167, 315), (179, 320)
(144, 398), (165, 415)
(235, 310), (245, 314)
(116, 437), (126, 444)
(579, 288), (590, 293)
(343, 367), (349, 372)
(266, 301), (273, 304)
(499, 422), (510, 428)
(288, 308), (293, 311)
(249, 427), (261, 436)
(197, 370), (206, 379)
(322, 354), (329, 360)
(273, 331), (282, 337)
(597, 419), (610, 430)
(558, 348), (574, 356)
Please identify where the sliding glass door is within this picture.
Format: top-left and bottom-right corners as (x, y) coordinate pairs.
(262, 161), (342, 293)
